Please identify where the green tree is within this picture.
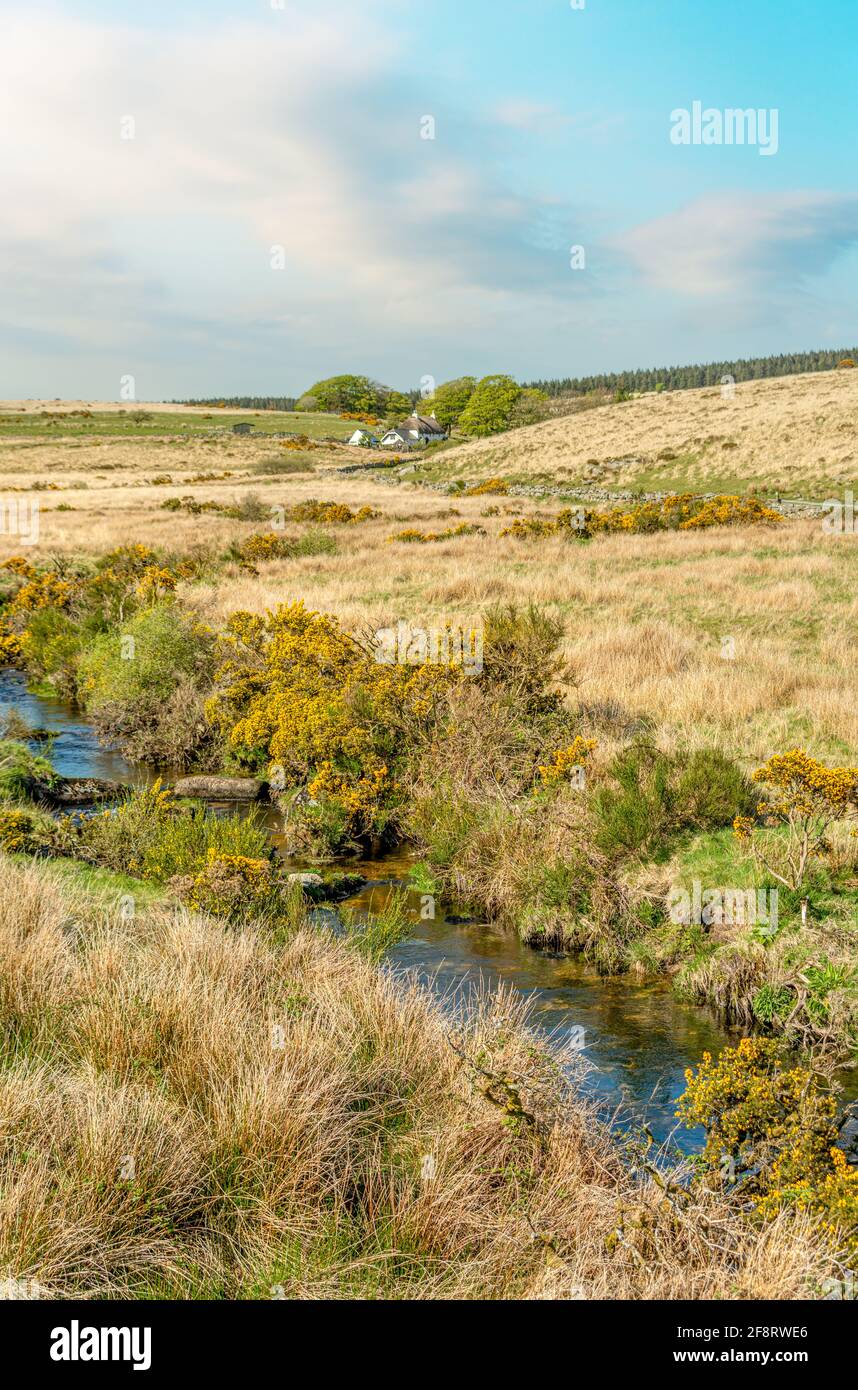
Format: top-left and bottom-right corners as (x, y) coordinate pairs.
(458, 374), (522, 437)
(510, 387), (548, 428)
(422, 376), (476, 429)
(299, 375), (382, 414)
(384, 391), (413, 420)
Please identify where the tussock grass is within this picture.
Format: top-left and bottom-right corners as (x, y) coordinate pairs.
(438, 366), (858, 497)
(0, 855), (840, 1299)
(2, 417), (856, 764)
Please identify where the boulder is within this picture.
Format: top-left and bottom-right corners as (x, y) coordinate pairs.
(172, 775), (263, 802)
(287, 872), (326, 902)
(286, 871), (366, 904)
(42, 776), (127, 806)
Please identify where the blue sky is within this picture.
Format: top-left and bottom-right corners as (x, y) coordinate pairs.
(2, 0), (857, 398)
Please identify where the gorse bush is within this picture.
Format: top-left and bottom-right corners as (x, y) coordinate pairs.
(206, 601), (460, 852)
(735, 748), (858, 893)
(464, 477), (509, 496)
(0, 806), (56, 853)
(500, 495), (782, 542)
(388, 524), (484, 544)
(0, 549), (221, 764)
(170, 849), (280, 921)
(0, 548), (199, 701)
(284, 500), (379, 525)
(536, 737), (597, 790)
(678, 1038), (858, 1262)
(228, 531), (337, 569)
(480, 602), (572, 715)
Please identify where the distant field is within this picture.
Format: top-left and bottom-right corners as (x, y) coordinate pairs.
(0, 422), (856, 764)
(0, 405), (357, 442)
(430, 367), (858, 501)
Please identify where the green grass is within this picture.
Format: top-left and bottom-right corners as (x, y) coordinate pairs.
(9, 854), (168, 907)
(0, 410), (357, 442)
(666, 826), (858, 931)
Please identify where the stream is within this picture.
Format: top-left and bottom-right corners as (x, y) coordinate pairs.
(2, 667), (836, 1156)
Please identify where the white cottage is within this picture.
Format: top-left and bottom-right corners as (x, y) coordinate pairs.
(380, 411), (447, 449)
(347, 428), (379, 446)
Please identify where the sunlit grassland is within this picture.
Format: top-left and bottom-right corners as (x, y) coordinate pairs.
(0, 421), (856, 766)
(431, 366), (858, 500)
(0, 408), (357, 441)
(0, 854), (835, 1300)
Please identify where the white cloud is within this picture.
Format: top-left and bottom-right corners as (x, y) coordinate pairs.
(614, 192), (858, 297)
(0, 5), (577, 393)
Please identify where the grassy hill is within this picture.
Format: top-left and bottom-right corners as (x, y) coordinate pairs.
(432, 367), (858, 500)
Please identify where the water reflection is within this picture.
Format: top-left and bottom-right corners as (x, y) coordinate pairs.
(4, 674), (854, 1151)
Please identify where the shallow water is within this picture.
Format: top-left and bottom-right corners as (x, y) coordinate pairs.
(0, 670), (143, 785)
(4, 674), (853, 1152)
(314, 855), (737, 1152)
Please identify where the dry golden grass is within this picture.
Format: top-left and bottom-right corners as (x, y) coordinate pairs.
(0, 856), (839, 1300)
(1, 419), (856, 763)
(0, 399), (250, 416)
(439, 366), (858, 494)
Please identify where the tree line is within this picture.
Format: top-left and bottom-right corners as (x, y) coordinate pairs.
(174, 345), (858, 438)
(523, 347), (858, 398)
(174, 397), (299, 411)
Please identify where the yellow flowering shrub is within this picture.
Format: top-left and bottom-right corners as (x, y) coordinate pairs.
(734, 748), (858, 892)
(238, 532), (290, 563)
(0, 557), (37, 580)
(286, 500), (379, 525)
(0, 808), (41, 852)
(0, 631), (23, 665)
(176, 847), (275, 919)
(206, 600), (459, 846)
(501, 495), (782, 542)
(388, 523), (484, 544)
(593, 494), (781, 535)
(388, 528), (427, 544)
(678, 1037), (858, 1261)
(499, 517), (558, 539)
(679, 496), (782, 529)
(464, 477), (509, 496)
(11, 572), (76, 613)
(0, 545), (198, 696)
(135, 566), (179, 601)
(0, 570), (81, 676)
(537, 736), (598, 789)
(99, 544), (159, 573)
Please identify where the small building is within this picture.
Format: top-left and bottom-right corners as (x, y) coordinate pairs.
(380, 411), (447, 449)
(347, 428), (380, 447)
(232, 422), (254, 435)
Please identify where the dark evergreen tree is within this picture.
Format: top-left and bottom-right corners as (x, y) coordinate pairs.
(523, 347), (858, 397)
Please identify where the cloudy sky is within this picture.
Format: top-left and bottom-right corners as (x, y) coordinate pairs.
(2, 0), (857, 399)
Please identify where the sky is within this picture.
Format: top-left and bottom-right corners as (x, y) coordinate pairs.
(1, 0), (857, 399)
